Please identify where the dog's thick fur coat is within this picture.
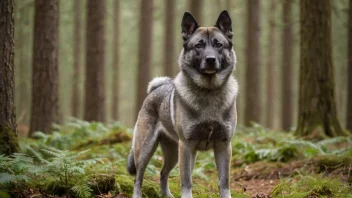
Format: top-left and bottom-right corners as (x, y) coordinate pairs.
(127, 10), (238, 198)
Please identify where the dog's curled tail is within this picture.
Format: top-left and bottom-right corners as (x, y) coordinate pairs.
(127, 149), (136, 175)
(147, 76), (172, 94)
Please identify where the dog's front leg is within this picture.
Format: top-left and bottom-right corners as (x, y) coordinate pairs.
(214, 141), (232, 198)
(179, 140), (196, 198)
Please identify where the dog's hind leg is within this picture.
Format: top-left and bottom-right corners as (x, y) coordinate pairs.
(131, 113), (159, 198)
(214, 141), (232, 198)
(159, 134), (178, 198)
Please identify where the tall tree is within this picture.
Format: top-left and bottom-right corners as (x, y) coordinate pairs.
(111, 0), (120, 121)
(188, 0), (202, 24)
(84, 0), (106, 122)
(244, 0), (261, 126)
(163, 0), (175, 77)
(29, 0), (60, 135)
(296, 0), (344, 137)
(71, 0), (82, 118)
(135, 0), (153, 118)
(16, 6), (31, 125)
(347, 0), (352, 132)
(0, 0), (18, 154)
(226, 0), (231, 11)
(281, 0), (293, 131)
(265, 0), (276, 129)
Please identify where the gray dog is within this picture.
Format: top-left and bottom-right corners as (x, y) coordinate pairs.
(127, 10), (238, 198)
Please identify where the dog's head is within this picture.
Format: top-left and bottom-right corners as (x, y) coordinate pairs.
(178, 10), (236, 89)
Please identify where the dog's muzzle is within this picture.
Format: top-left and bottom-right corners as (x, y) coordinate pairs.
(201, 56), (219, 74)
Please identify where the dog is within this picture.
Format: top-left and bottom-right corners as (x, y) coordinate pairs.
(127, 10), (238, 198)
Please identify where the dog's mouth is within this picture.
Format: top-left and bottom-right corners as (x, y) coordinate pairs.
(201, 69), (217, 74)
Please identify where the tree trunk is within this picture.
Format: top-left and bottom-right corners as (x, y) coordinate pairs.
(347, 0), (352, 132)
(111, 0), (120, 121)
(71, 0), (82, 118)
(296, 0), (344, 137)
(163, 0), (175, 77)
(188, 0), (202, 24)
(135, 0), (153, 118)
(0, 0), (18, 154)
(226, 0), (231, 11)
(29, 0), (60, 135)
(84, 0), (106, 122)
(265, 0), (276, 129)
(281, 0), (293, 131)
(244, 0), (261, 126)
(16, 8), (30, 124)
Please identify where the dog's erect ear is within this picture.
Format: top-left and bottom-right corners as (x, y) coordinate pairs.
(181, 12), (199, 41)
(215, 10), (233, 39)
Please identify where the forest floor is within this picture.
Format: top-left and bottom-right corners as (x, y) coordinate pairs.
(1, 119), (352, 198)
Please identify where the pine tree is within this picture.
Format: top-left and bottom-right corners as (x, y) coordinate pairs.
(296, 0), (344, 137)
(163, 0), (175, 77)
(111, 0), (120, 121)
(0, 0), (18, 154)
(84, 0), (106, 122)
(265, 0), (276, 129)
(347, 0), (352, 132)
(135, 0), (153, 118)
(281, 0), (294, 131)
(244, 0), (261, 126)
(29, 0), (60, 134)
(71, 0), (83, 118)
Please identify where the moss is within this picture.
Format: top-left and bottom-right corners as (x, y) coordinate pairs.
(271, 175), (352, 197)
(88, 174), (116, 194)
(73, 130), (131, 150)
(0, 126), (19, 155)
(115, 175), (160, 198)
(316, 156), (352, 173)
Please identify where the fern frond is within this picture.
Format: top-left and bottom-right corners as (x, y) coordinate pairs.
(285, 140), (326, 155)
(0, 173), (17, 184)
(71, 183), (93, 198)
(317, 136), (348, 147)
(32, 131), (48, 140)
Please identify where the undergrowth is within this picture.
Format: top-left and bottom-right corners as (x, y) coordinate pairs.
(0, 120), (351, 197)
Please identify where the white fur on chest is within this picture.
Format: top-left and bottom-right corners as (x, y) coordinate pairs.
(174, 73), (238, 114)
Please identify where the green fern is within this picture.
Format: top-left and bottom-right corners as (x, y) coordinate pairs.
(71, 182), (93, 198)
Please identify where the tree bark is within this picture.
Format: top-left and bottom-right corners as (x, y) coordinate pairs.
(296, 0), (344, 137)
(281, 0), (293, 131)
(71, 0), (82, 118)
(265, 0), (276, 129)
(84, 0), (106, 122)
(16, 8), (30, 124)
(163, 0), (175, 77)
(29, 0), (60, 135)
(111, 0), (120, 121)
(135, 0), (153, 118)
(188, 0), (202, 24)
(347, 0), (352, 132)
(0, 0), (18, 154)
(244, 0), (261, 126)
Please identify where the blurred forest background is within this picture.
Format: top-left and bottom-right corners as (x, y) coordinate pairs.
(1, 0), (352, 197)
(12, 0), (350, 133)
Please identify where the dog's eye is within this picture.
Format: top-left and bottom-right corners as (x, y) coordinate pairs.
(195, 44), (203, 49)
(215, 42), (223, 48)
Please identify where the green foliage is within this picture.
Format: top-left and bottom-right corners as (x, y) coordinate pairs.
(2, 121), (352, 197)
(271, 175), (352, 198)
(232, 125), (352, 165)
(0, 148), (105, 197)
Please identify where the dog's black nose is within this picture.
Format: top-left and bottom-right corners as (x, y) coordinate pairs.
(206, 56), (216, 64)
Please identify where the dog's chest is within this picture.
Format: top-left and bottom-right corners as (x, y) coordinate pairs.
(187, 121), (232, 141)
(185, 120), (233, 150)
